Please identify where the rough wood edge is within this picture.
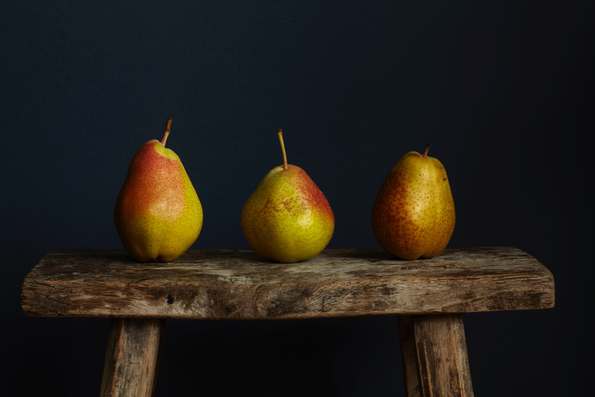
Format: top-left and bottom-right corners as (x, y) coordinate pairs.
(20, 248), (556, 319)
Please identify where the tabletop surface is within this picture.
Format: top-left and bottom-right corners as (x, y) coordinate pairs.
(21, 247), (555, 320)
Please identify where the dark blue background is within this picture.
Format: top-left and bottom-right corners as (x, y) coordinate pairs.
(1, 1), (592, 395)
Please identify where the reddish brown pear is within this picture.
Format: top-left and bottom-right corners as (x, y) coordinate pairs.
(372, 146), (455, 260)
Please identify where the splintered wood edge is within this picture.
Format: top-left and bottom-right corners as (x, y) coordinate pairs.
(20, 248), (555, 319)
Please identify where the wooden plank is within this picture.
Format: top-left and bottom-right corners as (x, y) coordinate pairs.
(21, 247), (554, 319)
(399, 315), (474, 397)
(100, 319), (161, 397)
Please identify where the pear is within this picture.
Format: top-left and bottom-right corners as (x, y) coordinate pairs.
(372, 146), (455, 260)
(241, 130), (334, 263)
(114, 115), (203, 262)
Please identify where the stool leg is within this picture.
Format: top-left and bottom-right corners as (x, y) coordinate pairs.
(100, 319), (162, 397)
(399, 315), (474, 397)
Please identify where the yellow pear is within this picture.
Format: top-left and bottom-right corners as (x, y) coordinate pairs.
(241, 130), (334, 263)
(114, 116), (203, 262)
(372, 146), (455, 260)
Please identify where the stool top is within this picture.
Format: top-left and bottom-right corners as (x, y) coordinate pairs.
(21, 247), (554, 320)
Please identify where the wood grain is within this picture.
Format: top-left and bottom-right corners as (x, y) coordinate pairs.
(100, 319), (161, 397)
(21, 247), (554, 319)
(399, 315), (474, 397)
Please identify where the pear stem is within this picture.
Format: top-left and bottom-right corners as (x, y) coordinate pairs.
(278, 129), (288, 170)
(423, 144), (431, 157)
(161, 115), (173, 147)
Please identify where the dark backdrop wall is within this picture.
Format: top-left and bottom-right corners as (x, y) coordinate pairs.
(1, 1), (592, 396)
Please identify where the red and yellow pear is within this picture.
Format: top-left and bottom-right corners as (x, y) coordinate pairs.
(241, 130), (334, 263)
(114, 116), (203, 262)
(372, 146), (455, 260)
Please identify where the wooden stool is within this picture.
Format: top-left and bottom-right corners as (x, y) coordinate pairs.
(21, 247), (554, 397)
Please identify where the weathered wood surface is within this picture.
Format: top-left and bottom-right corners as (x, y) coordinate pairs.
(21, 247), (554, 319)
(399, 315), (474, 397)
(100, 319), (161, 397)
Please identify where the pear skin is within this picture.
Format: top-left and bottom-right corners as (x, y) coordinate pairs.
(114, 116), (203, 262)
(241, 131), (334, 263)
(372, 147), (455, 260)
